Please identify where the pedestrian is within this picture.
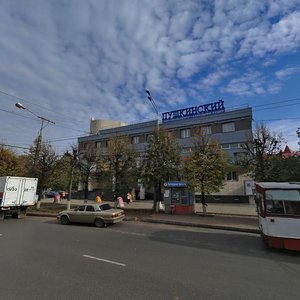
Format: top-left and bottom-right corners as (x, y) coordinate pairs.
(126, 192), (131, 204)
(53, 192), (61, 204)
(118, 196), (124, 208)
(96, 193), (102, 203)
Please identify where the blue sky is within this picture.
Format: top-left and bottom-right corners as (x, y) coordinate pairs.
(0, 0), (300, 154)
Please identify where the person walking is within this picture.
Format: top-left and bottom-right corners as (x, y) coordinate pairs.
(126, 192), (131, 204)
(96, 194), (102, 203)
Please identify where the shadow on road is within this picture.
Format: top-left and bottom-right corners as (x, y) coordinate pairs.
(149, 229), (300, 262)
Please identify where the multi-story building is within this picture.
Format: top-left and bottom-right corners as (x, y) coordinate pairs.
(78, 100), (254, 203)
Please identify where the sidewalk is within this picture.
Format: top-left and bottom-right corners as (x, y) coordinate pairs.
(33, 198), (259, 234)
(40, 198), (258, 216)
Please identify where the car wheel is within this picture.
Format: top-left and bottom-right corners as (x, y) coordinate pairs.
(60, 215), (70, 225)
(95, 218), (105, 228)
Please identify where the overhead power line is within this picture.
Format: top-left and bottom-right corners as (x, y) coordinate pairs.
(0, 143), (30, 150)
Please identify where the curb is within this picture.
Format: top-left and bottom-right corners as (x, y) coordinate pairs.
(140, 217), (260, 234)
(27, 212), (259, 234)
(27, 212), (57, 218)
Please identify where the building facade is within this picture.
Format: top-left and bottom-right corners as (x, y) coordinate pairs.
(78, 103), (253, 202)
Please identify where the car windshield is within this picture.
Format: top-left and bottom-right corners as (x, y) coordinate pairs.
(100, 204), (111, 211)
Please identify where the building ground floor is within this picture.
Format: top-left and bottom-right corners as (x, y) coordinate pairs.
(76, 172), (254, 204)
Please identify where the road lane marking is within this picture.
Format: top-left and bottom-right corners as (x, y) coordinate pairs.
(107, 229), (147, 236)
(83, 254), (126, 267)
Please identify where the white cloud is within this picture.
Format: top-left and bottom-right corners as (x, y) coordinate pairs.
(275, 67), (300, 79)
(224, 72), (266, 96)
(0, 0), (300, 152)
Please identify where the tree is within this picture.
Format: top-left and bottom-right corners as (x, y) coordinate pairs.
(267, 156), (300, 182)
(101, 136), (138, 205)
(183, 135), (228, 215)
(64, 145), (79, 209)
(26, 142), (58, 204)
(0, 146), (27, 176)
(141, 128), (181, 211)
(77, 143), (101, 201)
(242, 123), (282, 181)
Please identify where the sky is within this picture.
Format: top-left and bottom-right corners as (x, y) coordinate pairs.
(1, 0), (300, 155)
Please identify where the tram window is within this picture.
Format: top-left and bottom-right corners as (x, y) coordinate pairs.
(284, 201), (300, 215)
(266, 200), (284, 214)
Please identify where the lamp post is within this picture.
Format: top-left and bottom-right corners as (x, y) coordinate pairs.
(65, 147), (78, 210)
(15, 102), (55, 171)
(145, 90), (161, 212)
(145, 90), (159, 132)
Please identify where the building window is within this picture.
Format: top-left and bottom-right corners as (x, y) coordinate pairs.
(201, 126), (212, 135)
(132, 136), (140, 144)
(222, 122), (235, 133)
(146, 134), (153, 142)
(221, 144), (230, 149)
(180, 128), (191, 139)
(227, 171), (238, 181)
(182, 147), (192, 153)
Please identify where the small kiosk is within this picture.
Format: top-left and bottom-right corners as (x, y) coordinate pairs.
(163, 181), (195, 214)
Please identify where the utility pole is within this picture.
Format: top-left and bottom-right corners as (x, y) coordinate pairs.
(65, 147), (78, 210)
(15, 102), (55, 208)
(15, 103), (55, 172)
(297, 127), (300, 149)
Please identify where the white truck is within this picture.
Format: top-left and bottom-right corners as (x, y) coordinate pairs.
(0, 176), (38, 220)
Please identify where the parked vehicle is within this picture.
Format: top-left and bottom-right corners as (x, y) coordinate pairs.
(255, 182), (300, 251)
(57, 203), (125, 227)
(44, 190), (57, 198)
(0, 176), (38, 220)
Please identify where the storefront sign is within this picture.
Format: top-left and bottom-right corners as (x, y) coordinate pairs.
(162, 100), (225, 122)
(164, 182), (187, 188)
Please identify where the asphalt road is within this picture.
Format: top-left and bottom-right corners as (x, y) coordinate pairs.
(1, 217), (300, 300)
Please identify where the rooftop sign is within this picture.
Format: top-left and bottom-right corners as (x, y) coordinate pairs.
(162, 100), (225, 122)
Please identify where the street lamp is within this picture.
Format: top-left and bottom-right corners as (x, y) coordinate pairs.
(145, 90), (161, 212)
(15, 102), (55, 171)
(145, 90), (159, 132)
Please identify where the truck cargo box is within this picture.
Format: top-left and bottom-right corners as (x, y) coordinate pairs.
(0, 176), (38, 219)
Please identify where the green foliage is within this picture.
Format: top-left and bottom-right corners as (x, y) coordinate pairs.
(141, 128), (181, 206)
(101, 136), (138, 194)
(0, 146), (28, 176)
(77, 144), (101, 199)
(266, 156), (300, 182)
(183, 136), (228, 201)
(48, 156), (70, 190)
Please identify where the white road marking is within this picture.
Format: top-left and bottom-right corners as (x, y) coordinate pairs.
(83, 254), (126, 267)
(107, 229), (147, 237)
(0, 234), (2, 236)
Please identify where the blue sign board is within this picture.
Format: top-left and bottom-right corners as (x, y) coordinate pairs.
(164, 181), (188, 188)
(162, 100), (225, 122)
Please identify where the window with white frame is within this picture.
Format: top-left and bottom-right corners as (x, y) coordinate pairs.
(201, 126), (212, 135)
(221, 144), (230, 149)
(226, 171), (238, 181)
(132, 136), (140, 144)
(222, 122), (235, 133)
(182, 147), (192, 153)
(180, 128), (191, 139)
